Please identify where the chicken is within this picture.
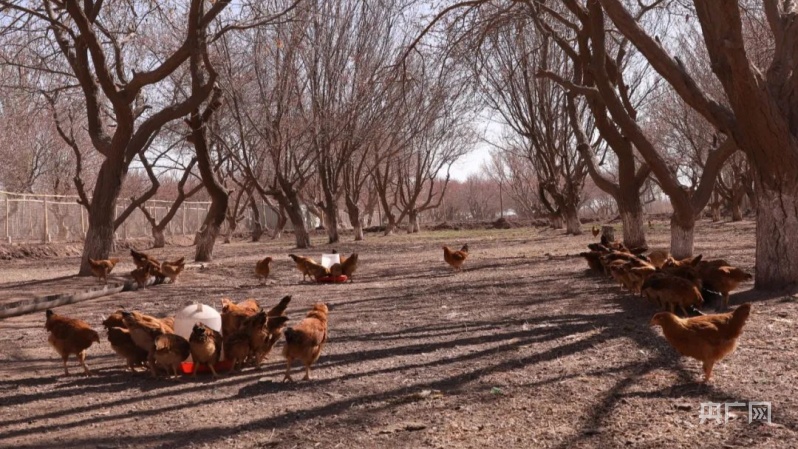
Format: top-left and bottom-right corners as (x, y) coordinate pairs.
(189, 323), (223, 377)
(223, 332), (253, 372)
(131, 249), (160, 269)
(443, 244), (469, 271)
(236, 311), (290, 368)
(307, 261), (331, 281)
(266, 295), (292, 318)
(160, 256), (185, 283)
(130, 264), (152, 289)
(102, 311), (149, 372)
(283, 303), (329, 381)
(107, 327), (149, 372)
(591, 225), (600, 237)
(289, 254), (318, 281)
(647, 249), (670, 269)
(641, 274), (704, 315)
(45, 309), (100, 376)
(339, 253), (358, 281)
(153, 333), (191, 379)
(650, 303), (752, 382)
(221, 298), (261, 336)
(87, 257), (120, 283)
(255, 257), (273, 282)
(121, 310), (172, 377)
(579, 251), (606, 273)
(699, 265), (753, 309)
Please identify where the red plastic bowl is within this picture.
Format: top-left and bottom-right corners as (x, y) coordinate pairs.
(316, 275), (348, 283)
(180, 359), (234, 375)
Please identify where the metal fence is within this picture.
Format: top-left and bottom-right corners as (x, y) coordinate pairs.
(0, 191), (212, 244)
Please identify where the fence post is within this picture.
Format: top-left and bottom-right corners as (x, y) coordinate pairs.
(5, 195), (10, 243)
(182, 204), (186, 235)
(196, 205), (200, 231)
(43, 195), (51, 243)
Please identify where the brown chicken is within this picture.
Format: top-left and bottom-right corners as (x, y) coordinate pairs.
(255, 257), (273, 282)
(234, 311), (291, 368)
(591, 225), (600, 237)
(641, 274), (704, 315)
(651, 303), (752, 382)
(647, 249), (671, 269)
(339, 253), (359, 281)
(698, 265), (753, 309)
(283, 303), (329, 382)
(88, 257), (120, 283)
(153, 333), (191, 379)
(102, 312), (148, 371)
(443, 244), (469, 271)
(221, 298), (261, 336)
(160, 256), (186, 283)
(130, 264), (152, 289)
(223, 332), (253, 372)
(189, 323), (223, 377)
(45, 309), (100, 376)
(121, 310), (172, 377)
(131, 249), (160, 269)
(289, 254), (318, 281)
(107, 327), (149, 372)
(266, 295), (291, 317)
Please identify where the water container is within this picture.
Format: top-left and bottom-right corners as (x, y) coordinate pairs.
(321, 253), (340, 269)
(174, 302), (222, 362)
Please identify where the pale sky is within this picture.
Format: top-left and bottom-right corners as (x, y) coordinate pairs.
(450, 144), (492, 181)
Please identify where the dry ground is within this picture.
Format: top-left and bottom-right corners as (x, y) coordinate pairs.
(1, 220), (797, 449)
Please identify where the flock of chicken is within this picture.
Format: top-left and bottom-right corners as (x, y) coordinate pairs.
(579, 235), (753, 382)
(44, 244), (470, 380)
(49, 232), (753, 384)
(45, 295), (328, 382)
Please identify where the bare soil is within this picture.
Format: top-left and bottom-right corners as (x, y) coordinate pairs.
(1, 220), (797, 449)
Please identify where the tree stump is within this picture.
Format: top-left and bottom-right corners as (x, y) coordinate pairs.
(601, 225), (615, 242)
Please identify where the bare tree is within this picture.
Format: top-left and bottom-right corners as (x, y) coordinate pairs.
(0, 0), (236, 274)
(597, 0), (798, 287)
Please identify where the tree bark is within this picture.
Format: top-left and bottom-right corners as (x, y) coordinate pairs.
(618, 189), (646, 249)
(408, 210), (421, 233)
(250, 199), (264, 242)
(277, 193), (310, 248)
(563, 204), (582, 235)
(78, 157), (126, 275)
(322, 199), (340, 243)
(345, 196), (364, 241)
(152, 226), (166, 248)
(754, 182), (798, 289)
(670, 213), (695, 260)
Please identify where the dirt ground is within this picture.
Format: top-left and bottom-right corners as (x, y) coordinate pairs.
(1, 220), (797, 449)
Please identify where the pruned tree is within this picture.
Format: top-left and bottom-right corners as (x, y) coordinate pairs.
(0, 0), (235, 274)
(597, 0), (797, 287)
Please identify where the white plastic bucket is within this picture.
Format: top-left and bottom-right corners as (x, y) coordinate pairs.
(321, 254), (340, 269)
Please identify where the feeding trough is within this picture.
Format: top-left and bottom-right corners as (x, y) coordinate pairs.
(317, 253), (348, 283)
(173, 302), (232, 374)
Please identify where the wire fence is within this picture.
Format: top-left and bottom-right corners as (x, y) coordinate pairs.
(0, 191), (213, 244)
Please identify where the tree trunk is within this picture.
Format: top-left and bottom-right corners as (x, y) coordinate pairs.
(345, 196), (364, 241)
(152, 226), (166, 248)
(323, 200), (340, 244)
(383, 222), (396, 236)
(549, 213), (563, 229)
(618, 189), (647, 248)
(408, 210), (420, 233)
(731, 193), (744, 222)
(669, 213), (695, 260)
(282, 197), (310, 248)
(754, 182), (798, 290)
(250, 199), (264, 242)
(224, 218), (236, 244)
(78, 158), (126, 275)
(563, 204), (582, 235)
(272, 205), (287, 240)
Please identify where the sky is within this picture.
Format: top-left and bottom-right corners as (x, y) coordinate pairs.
(449, 144), (492, 181)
